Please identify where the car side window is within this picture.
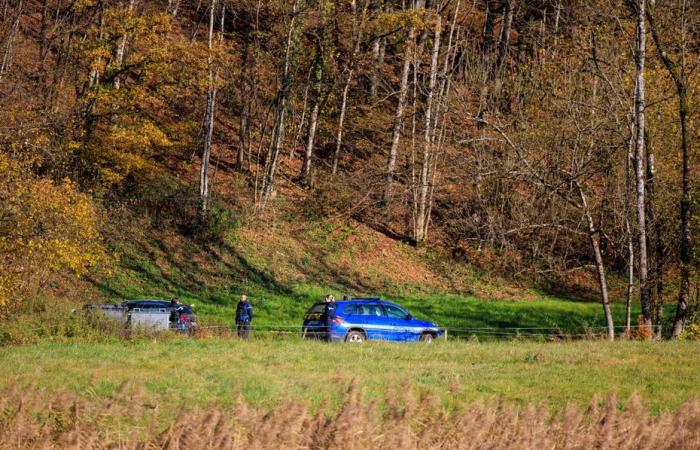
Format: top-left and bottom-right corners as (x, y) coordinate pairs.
(368, 304), (385, 316)
(384, 305), (408, 319)
(356, 304), (385, 316)
(344, 304), (359, 315)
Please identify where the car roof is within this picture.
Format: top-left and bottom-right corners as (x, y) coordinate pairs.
(124, 299), (170, 303)
(337, 298), (400, 305)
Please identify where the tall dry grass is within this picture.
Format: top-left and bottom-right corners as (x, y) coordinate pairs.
(2, 381), (700, 449)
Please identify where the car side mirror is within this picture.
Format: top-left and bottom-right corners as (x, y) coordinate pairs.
(405, 314), (413, 320)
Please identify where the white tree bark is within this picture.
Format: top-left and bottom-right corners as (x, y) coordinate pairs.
(114, 0), (137, 90)
(200, 0), (220, 215)
(414, 14), (441, 243)
(633, 0), (652, 330)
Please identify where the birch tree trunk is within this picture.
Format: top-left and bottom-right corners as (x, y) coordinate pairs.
(625, 136), (635, 335)
(414, 14), (441, 243)
(645, 135), (663, 337)
(114, 0), (137, 90)
(300, 36), (324, 187)
(384, 2), (418, 205)
(237, 42), (250, 171)
(577, 182), (615, 341)
(200, 0), (219, 215)
(633, 0), (652, 330)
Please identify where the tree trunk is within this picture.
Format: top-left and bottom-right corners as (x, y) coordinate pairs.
(114, 0), (137, 90)
(496, 0), (513, 70)
(647, 3), (692, 338)
(0, 0), (22, 83)
(333, 0), (368, 175)
(577, 183), (615, 341)
(332, 75), (351, 175)
(384, 3), (417, 205)
(625, 128), (635, 335)
(673, 86), (691, 338)
(200, 0), (219, 215)
(414, 14), (441, 243)
(87, 1), (105, 90)
(300, 35), (325, 187)
(261, 0), (300, 206)
(645, 134), (662, 338)
(633, 0), (652, 330)
(482, 0), (496, 53)
(237, 42), (250, 171)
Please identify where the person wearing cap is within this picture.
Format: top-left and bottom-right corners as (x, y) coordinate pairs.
(235, 294), (254, 339)
(323, 294), (336, 341)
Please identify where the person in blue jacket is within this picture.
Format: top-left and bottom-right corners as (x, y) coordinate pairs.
(235, 294), (254, 339)
(323, 294), (336, 340)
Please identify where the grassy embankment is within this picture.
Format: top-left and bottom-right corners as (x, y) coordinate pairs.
(2, 339), (697, 414)
(87, 217), (649, 336)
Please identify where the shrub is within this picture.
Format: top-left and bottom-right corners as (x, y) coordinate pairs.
(680, 324), (700, 341)
(0, 154), (106, 311)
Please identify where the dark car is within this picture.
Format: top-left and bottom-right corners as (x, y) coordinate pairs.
(302, 298), (442, 343)
(85, 299), (197, 334)
(122, 299), (197, 334)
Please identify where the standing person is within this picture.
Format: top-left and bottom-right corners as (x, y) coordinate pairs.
(235, 294), (254, 339)
(169, 297), (182, 329)
(323, 294), (336, 341)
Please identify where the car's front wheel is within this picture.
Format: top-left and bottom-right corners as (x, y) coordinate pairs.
(420, 332), (434, 343)
(345, 330), (365, 343)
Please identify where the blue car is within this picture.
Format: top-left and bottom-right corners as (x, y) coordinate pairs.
(302, 298), (442, 343)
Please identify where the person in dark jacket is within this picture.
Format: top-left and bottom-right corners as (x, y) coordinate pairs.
(169, 297), (182, 327)
(323, 294), (336, 340)
(235, 294), (254, 339)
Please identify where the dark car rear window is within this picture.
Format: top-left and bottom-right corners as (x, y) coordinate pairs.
(306, 304), (326, 314)
(304, 304), (326, 320)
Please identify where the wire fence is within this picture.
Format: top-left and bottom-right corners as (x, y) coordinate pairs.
(192, 323), (651, 341)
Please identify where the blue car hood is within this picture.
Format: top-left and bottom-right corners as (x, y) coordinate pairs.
(410, 318), (438, 328)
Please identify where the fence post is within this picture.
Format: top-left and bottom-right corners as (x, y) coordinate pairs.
(444, 328), (448, 341)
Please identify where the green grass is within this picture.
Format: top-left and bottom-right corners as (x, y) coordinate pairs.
(1, 339), (698, 414)
(97, 281), (651, 337)
(93, 217), (657, 336)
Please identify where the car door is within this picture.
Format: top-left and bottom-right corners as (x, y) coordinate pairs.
(382, 304), (415, 341)
(357, 303), (393, 341)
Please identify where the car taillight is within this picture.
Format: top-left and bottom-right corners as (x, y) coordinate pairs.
(332, 317), (344, 324)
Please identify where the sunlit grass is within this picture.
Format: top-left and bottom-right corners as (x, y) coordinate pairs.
(2, 339), (698, 414)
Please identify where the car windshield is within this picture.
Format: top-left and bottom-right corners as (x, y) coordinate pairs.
(384, 304), (408, 319)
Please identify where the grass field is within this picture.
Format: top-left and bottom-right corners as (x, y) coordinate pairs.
(2, 339), (698, 414)
(95, 281), (647, 337)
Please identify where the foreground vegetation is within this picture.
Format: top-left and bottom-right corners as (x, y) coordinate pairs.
(4, 380), (700, 450)
(2, 340), (698, 414)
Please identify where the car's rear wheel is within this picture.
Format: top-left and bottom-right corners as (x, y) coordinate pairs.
(420, 332), (434, 343)
(345, 330), (365, 343)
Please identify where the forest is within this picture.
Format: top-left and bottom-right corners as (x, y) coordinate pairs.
(0, 0), (698, 340)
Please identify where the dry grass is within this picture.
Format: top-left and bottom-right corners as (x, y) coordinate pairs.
(3, 382), (700, 449)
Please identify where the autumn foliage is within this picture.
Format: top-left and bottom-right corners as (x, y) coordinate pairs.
(0, 154), (105, 309)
